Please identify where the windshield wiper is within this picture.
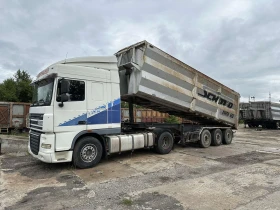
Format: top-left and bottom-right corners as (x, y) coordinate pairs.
(38, 99), (45, 105)
(31, 100), (38, 106)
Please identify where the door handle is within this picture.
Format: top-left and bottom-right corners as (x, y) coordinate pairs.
(78, 121), (86, 125)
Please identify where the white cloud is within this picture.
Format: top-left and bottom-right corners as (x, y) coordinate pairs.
(0, 0), (279, 102)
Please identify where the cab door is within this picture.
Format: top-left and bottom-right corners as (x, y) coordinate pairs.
(86, 81), (110, 130)
(54, 78), (87, 151)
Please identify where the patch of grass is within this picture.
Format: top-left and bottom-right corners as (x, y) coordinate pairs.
(67, 164), (77, 171)
(121, 198), (133, 206)
(9, 131), (29, 138)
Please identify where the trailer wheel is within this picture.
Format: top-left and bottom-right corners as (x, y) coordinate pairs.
(272, 122), (277, 129)
(211, 129), (222, 146)
(155, 131), (174, 154)
(222, 129), (233, 145)
(73, 136), (103, 169)
(199, 129), (212, 148)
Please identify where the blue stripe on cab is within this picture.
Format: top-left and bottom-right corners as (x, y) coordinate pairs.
(59, 113), (87, 126)
(87, 110), (107, 124)
(59, 98), (121, 126)
(108, 103), (121, 123)
(88, 98), (121, 125)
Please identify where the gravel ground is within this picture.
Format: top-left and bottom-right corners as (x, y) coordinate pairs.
(0, 127), (280, 210)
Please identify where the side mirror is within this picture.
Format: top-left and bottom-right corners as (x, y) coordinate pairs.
(61, 80), (70, 94)
(58, 94), (69, 107)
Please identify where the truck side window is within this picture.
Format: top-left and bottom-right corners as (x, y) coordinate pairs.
(56, 79), (85, 101)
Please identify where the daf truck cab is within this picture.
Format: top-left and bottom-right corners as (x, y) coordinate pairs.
(29, 56), (123, 168)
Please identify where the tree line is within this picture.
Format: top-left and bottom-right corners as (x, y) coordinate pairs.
(0, 70), (33, 103)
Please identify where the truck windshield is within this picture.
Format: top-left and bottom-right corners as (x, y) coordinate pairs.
(32, 78), (54, 106)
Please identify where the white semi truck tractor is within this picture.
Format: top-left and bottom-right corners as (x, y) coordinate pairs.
(29, 41), (240, 168)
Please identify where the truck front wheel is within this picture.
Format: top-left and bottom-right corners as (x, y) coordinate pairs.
(199, 129), (212, 148)
(73, 136), (103, 169)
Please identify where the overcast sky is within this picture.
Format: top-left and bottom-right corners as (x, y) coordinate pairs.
(0, 0), (279, 102)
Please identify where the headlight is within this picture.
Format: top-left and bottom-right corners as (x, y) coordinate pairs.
(41, 143), (51, 149)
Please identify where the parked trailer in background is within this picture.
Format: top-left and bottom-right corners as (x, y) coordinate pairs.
(122, 108), (169, 123)
(28, 40), (240, 168)
(240, 101), (280, 129)
(121, 108), (195, 123)
(0, 102), (30, 133)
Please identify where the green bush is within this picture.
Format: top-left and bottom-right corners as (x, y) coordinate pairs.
(164, 115), (180, 124)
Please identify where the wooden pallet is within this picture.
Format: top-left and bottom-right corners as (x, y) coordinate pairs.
(0, 127), (9, 134)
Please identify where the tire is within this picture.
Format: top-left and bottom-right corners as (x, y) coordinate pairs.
(73, 136), (103, 169)
(199, 129), (211, 148)
(272, 123), (277, 129)
(222, 129), (233, 145)
(211, 129), (222, 146)
(155, 131), (174, 154)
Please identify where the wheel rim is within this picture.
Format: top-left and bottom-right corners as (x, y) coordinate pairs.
(162, 136), (171, 149)
(216, 133), (221, 143)
(80, 144), (97, 162)
(203, 134), (210, 145)
(227, 132), (230, 139)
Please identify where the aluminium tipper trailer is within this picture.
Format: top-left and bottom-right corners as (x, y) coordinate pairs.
(115, 40), (239, 154)
(116, 41), (240, 129)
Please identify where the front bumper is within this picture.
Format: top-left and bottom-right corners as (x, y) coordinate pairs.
(28, 145), (73, 163)
(28, 145), (52, 162)
(28, 133), (73, 163)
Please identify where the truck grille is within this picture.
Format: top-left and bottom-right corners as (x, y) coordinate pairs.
(29, 113), (44, 120)
(29, 113), (43, 131)
(30, 130), (42, 155)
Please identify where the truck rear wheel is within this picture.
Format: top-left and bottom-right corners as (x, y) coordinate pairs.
(222, 129), (233, 145)
(199, 129), (211, 148)
(73, 136), (103, 169)
(155, 131), (174, 154)
(211, 129), (222, 146)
